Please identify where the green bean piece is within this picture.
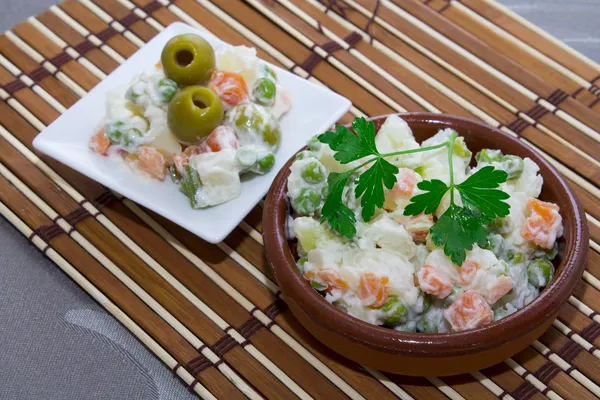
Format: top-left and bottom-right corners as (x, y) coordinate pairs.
(236, 148), (258, 171)
(502, 155), (524, 180)
(169, 164), (181, 184)
(301, 160), (326, 184)
(179, 165), (203, 209)
(452, 136), (472, 158)
(527, 258), (554, 288)
(296, 257), (307, 275)
(158, 78), (178, 103)
(310, 280), (328, 291)
(292, 188), (321, 215)
(253, 77), (277, 106)
(382, 297), (408, 326)
(476, 148), (503, 164)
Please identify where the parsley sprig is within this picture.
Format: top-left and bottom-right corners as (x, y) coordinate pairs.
(317, 117), (511, 266)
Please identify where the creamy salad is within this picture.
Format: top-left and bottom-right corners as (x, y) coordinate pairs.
(288, 115), (563, 333)
(90, 34), (291, 208)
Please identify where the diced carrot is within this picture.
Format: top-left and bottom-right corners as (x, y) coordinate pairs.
(459, 260), (481, 286)
(208, 70), (248, 109)
(521, 198), (561, 249)
(487, 276), (513, 305)
(417, 264), (453, 298)
(404, 213), (433, 242)
(317, 268), (349, 292)
(200, 126), (239, 153)
(89, 128), (111, 155)
(357, 272), (389, 308)
(394, 168), (417, 196)
(444, 290), (494, 331)
(155, 60), (162, 69)
(137, 146), (167, 180)
(173, 145), (203, 175)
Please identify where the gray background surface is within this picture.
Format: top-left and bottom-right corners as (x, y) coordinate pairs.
(0, 1), (598, 399)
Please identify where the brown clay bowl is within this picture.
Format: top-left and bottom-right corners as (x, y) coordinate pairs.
(263, 113), (589, 376)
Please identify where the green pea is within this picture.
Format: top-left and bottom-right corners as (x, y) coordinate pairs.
(418, 318), (438, 333)
(502, 155), (524, 180)
(254, 153), (275, 174)
(307, 135), (321, 152)
(292, 188), (321, 215)
(121, 128), (142, 147)
(158, 78), (178, 103)
(482, 233), (504, 256)
(295, 150), (313, 160)
(105, 121), (125, 144)
(310, 280), (328, 291)
(527, 258), (554, 288)
(253, 77), (276, 106)
(506, 249), (524, 264)
(534, 242), (559, 261)
(236, 148), (258, 170)
(320, 184), (329, 198)
(443, 285), (463, 308)
(382, 297), (408, 326)
(452, 136), (472, 158)
(125, 86), (140, 102)
(476, 148), (503, 164)
(397, 322), (417, 332)
(301, 160), (326, 184)
(296, 257), (307, 275)
(417, 292), (432, 314)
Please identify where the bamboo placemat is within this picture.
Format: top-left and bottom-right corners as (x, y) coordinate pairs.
(1, 0), (600, 398)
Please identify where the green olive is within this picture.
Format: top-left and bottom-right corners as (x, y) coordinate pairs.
(161, 34), (215, 86)
(168, 86), (223, 143)
(292, 188), (320, 215)
(382, 297), (407, 326)
(527, 258), (554, 288)
(253, 77), (276, 106)
(301, 160), (326, 184)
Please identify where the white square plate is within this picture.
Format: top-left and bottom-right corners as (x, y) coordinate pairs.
(33, 22), (351, 243)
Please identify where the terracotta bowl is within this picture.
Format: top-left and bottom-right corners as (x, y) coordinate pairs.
(263, 113), (588, 376)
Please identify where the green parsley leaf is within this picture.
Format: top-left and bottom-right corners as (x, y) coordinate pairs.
(355, 158), (398, 222)
(403, 179), (449, 216)
(320, 171), (356, 238)
(456, 166), (510, 219)
(430, 204), (489, 265)
(318, 117), (378, 164)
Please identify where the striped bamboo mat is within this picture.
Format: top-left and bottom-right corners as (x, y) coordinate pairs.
(1, 0), (600, 399)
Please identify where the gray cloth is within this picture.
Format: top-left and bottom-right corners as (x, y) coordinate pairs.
(0, 1), (598, 399)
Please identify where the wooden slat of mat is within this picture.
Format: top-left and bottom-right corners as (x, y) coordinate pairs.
(393, 0), (600, 132)
(0, 12), (392, 400)
(457, 0), (600, 82)
(439, 2), (586, 95)
(0, 172), (242, 399)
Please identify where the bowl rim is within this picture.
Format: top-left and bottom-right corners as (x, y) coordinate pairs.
(263, 112), (589, 357)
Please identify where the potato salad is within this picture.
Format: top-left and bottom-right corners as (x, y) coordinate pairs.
(288, 115), (563, 333)
(89, 34), (291, 208)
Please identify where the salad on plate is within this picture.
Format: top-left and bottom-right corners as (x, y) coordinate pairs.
(287, 115), (563, 333)
(89, 33), (292, 209)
